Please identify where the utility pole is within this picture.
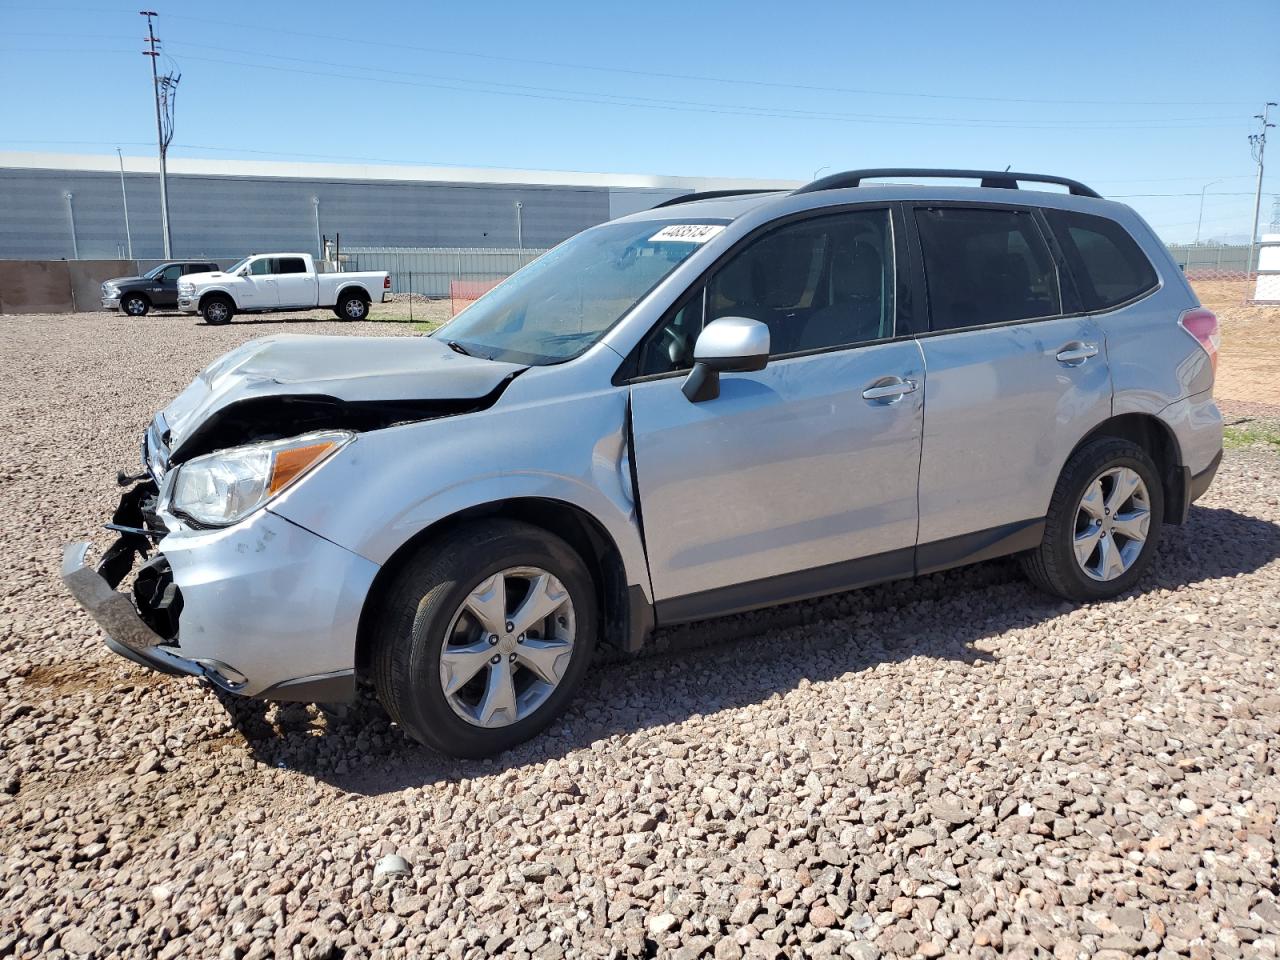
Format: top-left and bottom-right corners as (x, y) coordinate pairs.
(141, 11), (179, 258)
(116, 147), (133, 259)
(1248, 101), (1276, 275)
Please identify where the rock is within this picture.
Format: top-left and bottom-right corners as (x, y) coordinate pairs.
(373, 855), (411, 886)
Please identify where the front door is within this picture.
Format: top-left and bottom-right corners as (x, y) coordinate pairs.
(151, 263), (184, 307)
(909, 205), (1113, 561)
(239, 257), (280, 309)
(628, 207), (926, 621)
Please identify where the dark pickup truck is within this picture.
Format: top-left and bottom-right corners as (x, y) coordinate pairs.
(102, 261), (220, 316)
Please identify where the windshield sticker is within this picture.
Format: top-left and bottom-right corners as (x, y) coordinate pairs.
(648, 224), (726, 244)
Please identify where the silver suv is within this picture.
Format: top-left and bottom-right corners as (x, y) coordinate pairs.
(63, 168), (1223, 758)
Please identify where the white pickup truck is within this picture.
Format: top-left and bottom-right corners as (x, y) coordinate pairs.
(177, 253), (391, 325)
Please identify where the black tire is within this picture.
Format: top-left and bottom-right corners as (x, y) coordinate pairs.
(201, 296), (234, 326)
(370, 520), (597, 758)
(1021, 437), (1164, 602)
(336, 292), (369, 321)
(121, 293), (150, 317)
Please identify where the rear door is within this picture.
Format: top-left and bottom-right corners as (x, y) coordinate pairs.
(273, 256), (315, 307)
(908, 204), (1112, 569)
(628, 206), (926, 620)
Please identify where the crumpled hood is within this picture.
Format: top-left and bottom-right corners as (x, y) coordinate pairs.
(161, 334), (526, 455)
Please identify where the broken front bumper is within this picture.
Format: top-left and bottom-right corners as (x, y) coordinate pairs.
(61, 483), (379, 703)
(62, 541), (204, 680)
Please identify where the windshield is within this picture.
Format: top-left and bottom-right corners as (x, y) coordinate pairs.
(223, 256), (252, 275)
(142, 263), (167, 280)
(435, 219), (724, 364)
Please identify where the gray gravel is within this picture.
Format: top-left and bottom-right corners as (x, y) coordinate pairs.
(1, 310), (1279, 960)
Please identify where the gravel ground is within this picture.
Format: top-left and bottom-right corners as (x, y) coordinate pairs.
(2, 311), (1279, 960)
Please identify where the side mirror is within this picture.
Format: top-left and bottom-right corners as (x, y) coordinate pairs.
(682, 317), (770, 402)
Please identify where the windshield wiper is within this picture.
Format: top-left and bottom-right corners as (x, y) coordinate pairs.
(445, 339), (474, 357)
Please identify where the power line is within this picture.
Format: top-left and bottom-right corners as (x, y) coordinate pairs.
(2, 44), (1253, 131)
(1, 10), (1262, 109)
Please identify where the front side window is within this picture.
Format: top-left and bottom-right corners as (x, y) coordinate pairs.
(437, 219), (718, 365)
(916, 207), (1061, 331)
(248, 258), (274, 276)
(1043, 209), (1158, 311)
(159, 265), (184, 282)
(637, 209), (895, 375)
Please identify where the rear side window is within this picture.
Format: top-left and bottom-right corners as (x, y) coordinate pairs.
(1043, 209), (1158, 311)
(916, 207), (1061, 331)
(276, 257), (307, 274)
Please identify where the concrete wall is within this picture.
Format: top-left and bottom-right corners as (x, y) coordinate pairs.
(0, 260), (133, 313)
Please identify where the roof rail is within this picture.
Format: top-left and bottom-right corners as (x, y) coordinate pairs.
(651, 188), (779, 209)
(792, 168), (1102, 199)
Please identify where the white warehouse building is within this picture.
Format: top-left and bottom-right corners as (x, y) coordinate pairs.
(0, 151), (797, 262)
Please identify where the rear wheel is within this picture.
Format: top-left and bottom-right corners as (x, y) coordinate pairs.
(122, 293), (150, 317)
(336, 292), (369, 320)
(201, 296), (234, 326)
(370, 520), (597, 757)
(1022, 437), (1164, 601)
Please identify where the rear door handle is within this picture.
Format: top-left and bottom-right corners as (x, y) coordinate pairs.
(1056, 342), (1099, 365)
(862, 376), (918, 403)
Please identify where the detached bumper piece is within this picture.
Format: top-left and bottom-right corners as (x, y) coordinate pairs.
(61, 541), (203, 679)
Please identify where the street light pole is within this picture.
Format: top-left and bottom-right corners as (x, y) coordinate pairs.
(117, 148), (133, 259)
(1195, 178), (1223, 245)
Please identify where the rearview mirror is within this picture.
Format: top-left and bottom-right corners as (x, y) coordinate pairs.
(681, 316), (770, 403)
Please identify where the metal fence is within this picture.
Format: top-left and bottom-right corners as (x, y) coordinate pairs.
(1166, 243), (1253, 280)
(342, 246), (548, 298)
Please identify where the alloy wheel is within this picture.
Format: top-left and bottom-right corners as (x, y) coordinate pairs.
(125, 297), (146, 316)
(439, 566), (576, 728)
(1073, 466), (1151, 582)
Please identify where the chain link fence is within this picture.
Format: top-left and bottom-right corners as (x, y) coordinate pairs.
(1166, 243), (1253, 281)
(342, 246), (548, 315)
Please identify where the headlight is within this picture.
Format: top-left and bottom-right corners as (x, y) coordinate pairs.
(103, 283), (119, 296)
(178, 282), (193, 294)
(169, 431), (351, 527)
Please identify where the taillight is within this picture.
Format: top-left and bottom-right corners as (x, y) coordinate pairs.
(1178, 307), (1219, 375)
(384, 275), (392, 289)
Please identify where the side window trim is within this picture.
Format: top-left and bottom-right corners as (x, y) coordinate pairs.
(908, 201), (1067, 335)
(615, 202), (916, 385)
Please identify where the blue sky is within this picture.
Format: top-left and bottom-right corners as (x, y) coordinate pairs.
(2, 0), (1277, 243)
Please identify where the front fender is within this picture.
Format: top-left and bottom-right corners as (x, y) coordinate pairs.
(267, 386), (652, 602)
(194, 284), (240, 306)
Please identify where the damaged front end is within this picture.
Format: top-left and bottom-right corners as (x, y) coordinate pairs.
(61, 333), (528, 701)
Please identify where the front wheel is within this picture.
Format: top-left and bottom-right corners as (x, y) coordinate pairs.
(336, 293), (369, 320)
(200, 296), (234, 326)
(122, 294), (150, 317)
(370, 520), (597, 757)
(1022, 437), (1164, 601)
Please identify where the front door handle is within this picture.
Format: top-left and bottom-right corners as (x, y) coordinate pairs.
(1056, 342), (1099, 365)
(862, 376), (918, 403)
